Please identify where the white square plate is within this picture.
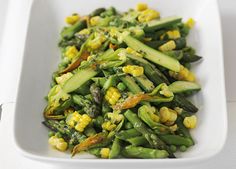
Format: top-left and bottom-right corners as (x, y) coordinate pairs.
(14, 0), (227, 168)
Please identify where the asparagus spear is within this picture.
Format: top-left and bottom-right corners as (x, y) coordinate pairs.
(124, 110), (175, 158)
(72, 94), (100, 117)
(116, 128), (142, 140)
(109, 137), (121, 159)
(122, 146), (169, 159)
(42, 120), (86, 145)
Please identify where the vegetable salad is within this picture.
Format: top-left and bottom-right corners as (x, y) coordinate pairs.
(42, 3), (202, 159)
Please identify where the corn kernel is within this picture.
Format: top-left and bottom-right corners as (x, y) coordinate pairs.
(138, 9), (160, 22)
(151, 113), (160, 122)
(166, 30), (181, 39)
(185, 18), (195, 29)
(174, 107), (183, 115)
(105, 87), (121, 105)
(102, 121), (116, 131)
(183, 115), (197, 129)
(75, 114), (92, 132)
(90, 16), (101, 26)
(100, 148), (110, 158)
(65, 46), (79, 60)
(159, 107), (177, 124)
(66, 111), (82, 128)
(48, 136), (68, 151)
(169, 65), (196, 82)
(159, 40), (176, 52)
(65, 14), (80, 25)
(169, 124), (178, 132)
(78, 28), (90, 35)
(136, 3), (148, 11)
(122, 65), (144, 77)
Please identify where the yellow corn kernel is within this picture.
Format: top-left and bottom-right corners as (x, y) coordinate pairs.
(183, 115), (197, 129)
(55, 72), (73, 86)
(151, 113), (160, 122)
(126, 47), (143, 57)
(105, 87), (121, 105)
(138, 9), (160, 22)
(174, 107), (183, 115)
(159, 40), (176, 52)
(122, 65), (144, 77)
(107, 111), (124, 124)
(66, 111), (82, 127)
(75, 114), (92, 132)
(56, 142), (68, 151)
(185, 18), (195, 29)
(159, 84), (174, 98)
(169, 65), (196, 82)
(65, 14), (80, 25)
(102, 121), (116, 131)
(48, 136), (68, 151)
(159, 107), (177, 124)
(136, 3), (148, 11)
(90, 16), (101, 26)
(169, 124), (178, 132)
(78, 28), (90, 35)
(65, 46), (79, 60)
(166, 30), (181, 39)
(100, 148), (110, 158)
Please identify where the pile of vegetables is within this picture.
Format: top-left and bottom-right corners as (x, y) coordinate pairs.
(42, 3), (202, 159)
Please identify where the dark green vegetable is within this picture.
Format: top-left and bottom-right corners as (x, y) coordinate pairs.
(61, 20), (87, 40)
(72, 94), (100, 117)
(90, 8), (106, 17)
(42, 120), (86, 145)
(172, 95), (198, 113)
(90, 83), (103, 105)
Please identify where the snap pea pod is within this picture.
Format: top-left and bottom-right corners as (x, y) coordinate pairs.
(116, 128), (142, 140)
(109, 137), (121, 159)
(124, 110), (175, 158)
(127, 136), (148, 146)
(159, 135), (194, 147)
(122, 146), (169, 159)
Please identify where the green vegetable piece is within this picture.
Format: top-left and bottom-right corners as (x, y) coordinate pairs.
(144, 16), (182, 32)
(63, 68), (98, 93)
(134, 75), (155, 92)
(48, 131), (55, 137)
(88, 148), (101, 157)
(124, 110), (175, 158)
(117, 82), (127, 91)
(122, 146), (169, 159)
(120, 75), (142, 94)
(123, 35), (180, 72)
(179, 145), (188, 152)
(160, 135), (194, 147)
(124, 122), (133, 129)
(109, 137), (121, 159)
(172, 95), (198, 113)
(91, 77), (107, 87)
(168, 81), (201, 94)
(61, 20), (87, 40)
(170, 145), (177, 153)
(116, 129), (141, 140)
(90, 8), (106, 17)
(138, 105), (170, 133)
(127, 136), (148, 146)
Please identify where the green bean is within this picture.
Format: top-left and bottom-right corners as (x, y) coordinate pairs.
(127, 136), (148, 146)
(160, 135), (194, 147)
(109, 137), (121, 159)
(122, 146), (169, 159)
(116, 129), (141, 140)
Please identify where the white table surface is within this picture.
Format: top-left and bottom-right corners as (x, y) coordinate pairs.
(0, 0), (235, 168)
